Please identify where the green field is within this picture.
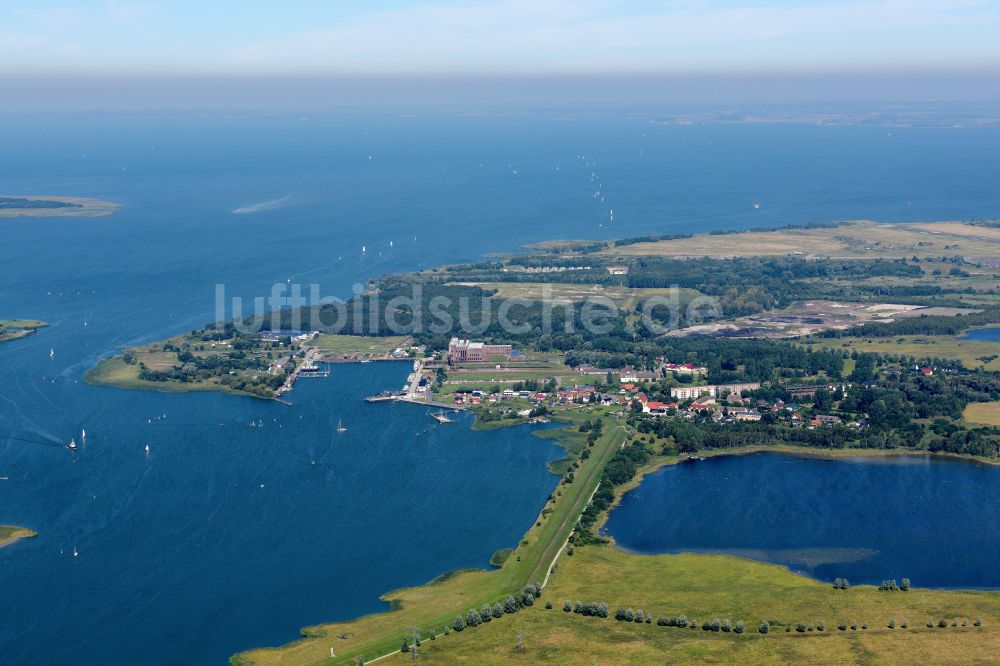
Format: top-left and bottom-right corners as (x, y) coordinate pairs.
(232, 413), (626, 665)
(0, 526), (37, 549)
(806, 335), (1000, 372)
(964, 402), (1000, 426)
(310, 334), (410, 359)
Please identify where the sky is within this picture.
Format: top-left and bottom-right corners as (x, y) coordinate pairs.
(2, 0), (999, 108)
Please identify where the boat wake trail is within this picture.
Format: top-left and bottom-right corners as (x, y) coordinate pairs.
(232, 195), (293, 215)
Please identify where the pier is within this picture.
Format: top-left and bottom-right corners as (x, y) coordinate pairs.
(362, 357), (465, 411)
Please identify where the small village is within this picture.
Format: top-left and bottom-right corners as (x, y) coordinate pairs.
(348, 337), (871, 432)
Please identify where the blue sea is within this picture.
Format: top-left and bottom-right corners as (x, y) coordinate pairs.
(3, 112), (1000, 664)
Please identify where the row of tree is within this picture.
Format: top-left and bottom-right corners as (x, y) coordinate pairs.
(451, 583), (542, 633)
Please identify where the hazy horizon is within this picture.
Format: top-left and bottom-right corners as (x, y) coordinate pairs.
(3, 1), (1000, 112)
(3, 70), (1000, 113)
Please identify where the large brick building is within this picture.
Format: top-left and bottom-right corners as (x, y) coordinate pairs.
(447, 338), (512, 364)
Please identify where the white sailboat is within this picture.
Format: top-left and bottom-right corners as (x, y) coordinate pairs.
(49, 348), (55, 358)
(67, 438), (77, 451)
(145, 444), (150, 455)
(72, 546), (79, 558)
(81, 428), (86, 443)
(337, 419), (347, 433)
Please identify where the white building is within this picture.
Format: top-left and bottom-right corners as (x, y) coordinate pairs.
(670, 382), (761, 400)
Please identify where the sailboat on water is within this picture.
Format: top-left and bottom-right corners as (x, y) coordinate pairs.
(337, 419), (347, 433)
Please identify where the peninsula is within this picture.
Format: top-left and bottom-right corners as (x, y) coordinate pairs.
(0, 196), (119, 218)
(86, 331), (413, 399)
(0, 526), (37, 549)
(0, 320), (48, 344)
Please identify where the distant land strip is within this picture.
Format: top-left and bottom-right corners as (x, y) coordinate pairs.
(0, 196), (120, 218)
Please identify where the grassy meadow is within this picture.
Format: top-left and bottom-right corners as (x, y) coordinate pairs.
(402, 548), (1000, 664)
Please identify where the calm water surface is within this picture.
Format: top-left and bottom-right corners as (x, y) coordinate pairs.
(962, 327), (1000, 343)
(3, 113), (1000, 663)
(605, 452), (1000, 588)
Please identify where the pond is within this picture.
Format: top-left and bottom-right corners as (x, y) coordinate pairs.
(604, 452), (1000, 588)
(962, 327), (1000, 343)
